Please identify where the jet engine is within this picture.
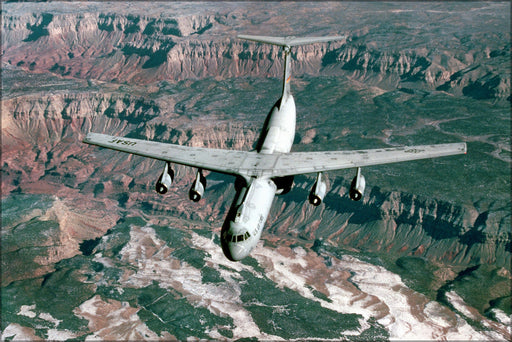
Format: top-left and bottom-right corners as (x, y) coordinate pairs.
(189, 169), (207, 202)
(349, 167), (365, 201)
(309, 172), (327, 206)
(155, 162), (174, 194)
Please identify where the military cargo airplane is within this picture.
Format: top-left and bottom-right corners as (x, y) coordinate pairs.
(84, 35), (467, 261)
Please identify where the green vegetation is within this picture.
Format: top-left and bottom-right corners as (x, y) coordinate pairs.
(112, 282), (234, 340)
(321, 242), (512, 322)
(23, 13), (53, 42)
(2, 195), (60, 286)
(201, 265), (224, 283)
(238, 269), (369, 339)
(1, 259), (94, 337)
(1, 194), (54, 228)
(391, 256), (439, 298)
(2, 2), (509, 338)
(120, 42), (175, 69)
(2, 68), (94, 99)
(98, 14), (115, 32)
(439, 264), (512, 316)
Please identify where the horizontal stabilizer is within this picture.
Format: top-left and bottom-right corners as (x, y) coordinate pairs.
(238, 34), (345, 48)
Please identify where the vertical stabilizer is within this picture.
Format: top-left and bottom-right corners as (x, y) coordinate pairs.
(238, 35), (345, 99)
(282, 46), (292, 99)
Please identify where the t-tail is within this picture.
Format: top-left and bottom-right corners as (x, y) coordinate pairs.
(237, 35), (345, 99)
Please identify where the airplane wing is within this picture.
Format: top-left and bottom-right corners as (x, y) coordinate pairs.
(263, 143), (467, 178)
(84, 132), (466, 178)
(83, 132), (255, 176)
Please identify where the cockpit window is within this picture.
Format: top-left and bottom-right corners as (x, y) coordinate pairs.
(229, 231), (251, 243)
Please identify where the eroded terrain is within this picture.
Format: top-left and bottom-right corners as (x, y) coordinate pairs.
(2, 2), (510, 340)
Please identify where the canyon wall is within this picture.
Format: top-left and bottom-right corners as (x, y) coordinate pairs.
(2, 87), (510, 275)
(2, 1), (510, 274)
(2, 3), (510, 339)
(2, 6), (510, 99)
(2, 1), (510, 276)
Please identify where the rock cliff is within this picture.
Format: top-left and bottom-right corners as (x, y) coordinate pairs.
(2, 82), (509, 274)
(2, 3), (510, 100)
(2, 2), (510, 338)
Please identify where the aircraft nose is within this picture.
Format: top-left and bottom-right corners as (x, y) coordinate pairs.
(221, 237), (249, 261)
(220, 230), (252, 262)
(221, 212), (257, 261)
(226, 242), (250, 261)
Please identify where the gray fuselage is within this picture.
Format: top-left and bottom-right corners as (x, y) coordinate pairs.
(221, 94), (296, 261)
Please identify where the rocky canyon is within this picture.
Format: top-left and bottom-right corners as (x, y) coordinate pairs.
(2, 2), (510, 340)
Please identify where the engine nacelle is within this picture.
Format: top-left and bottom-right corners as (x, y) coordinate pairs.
(189, 169), (207, 202)
(155, 162), (174, 194)
(349, 167), (366, 201)
(309, 172), (327, 206)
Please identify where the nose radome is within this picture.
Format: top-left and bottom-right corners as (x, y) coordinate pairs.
(229, 243), (246, 261)
(228, 242), (250, 261)
(222, 243), (245, 262)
